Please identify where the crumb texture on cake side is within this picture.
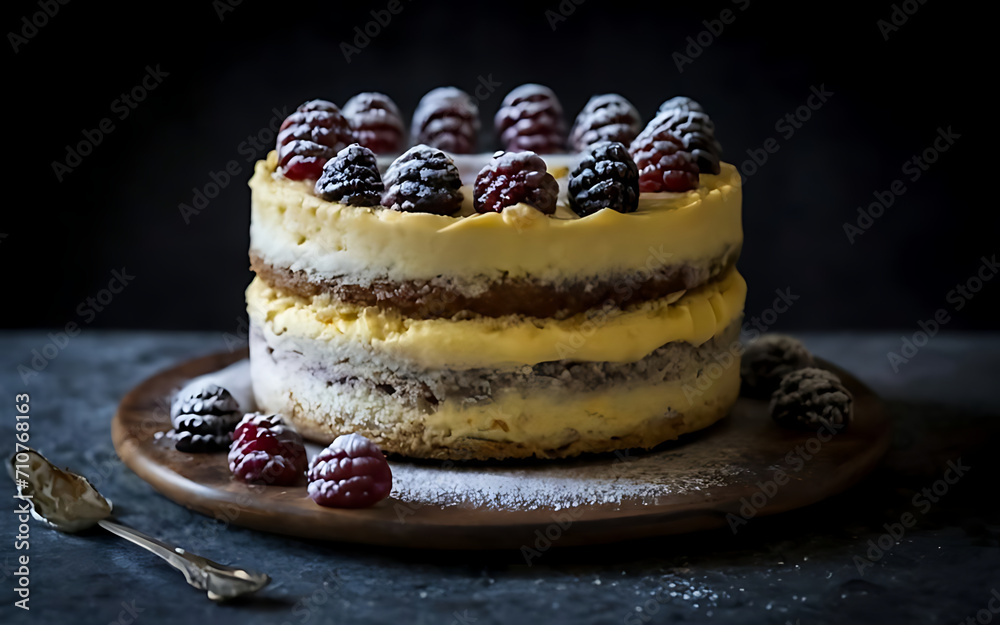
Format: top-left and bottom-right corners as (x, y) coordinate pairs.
(249, 317), (743, 460)
(246, 263), (746, 459)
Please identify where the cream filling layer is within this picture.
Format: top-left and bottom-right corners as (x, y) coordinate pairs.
(246, 269), (746, 370)
(250, 327), (740, 449)
(249, 152), (743, 285)
(422, 361), (740, 446)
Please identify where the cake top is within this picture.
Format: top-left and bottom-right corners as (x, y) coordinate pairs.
(270, 85), (725, 219)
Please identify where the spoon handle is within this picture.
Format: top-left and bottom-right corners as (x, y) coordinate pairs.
(97, 519), (270, 601)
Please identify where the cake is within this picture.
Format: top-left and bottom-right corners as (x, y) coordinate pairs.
(246, 86), (745, 460)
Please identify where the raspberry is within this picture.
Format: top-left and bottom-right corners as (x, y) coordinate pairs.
(169, 384), (241, 453)
(473, 151), (558, 215)
(567, 141), (640, 217)
(657, 96), (705, 114)
(307, 433), (392, 508)
(629, 128), (700, 193)
(342, 92), (404, 154)
(381, 145), (463, 215)
(232, 411), (288, 440)
(569, 94), (641, 152)
(276, 100), (355, 180)
(228, 413), (307, 485)
(741, 334), (816, 399)
(494, 84), (566, 154)
(640, 108), (722, 175)
(411, 87), (480, 154)
(770, 368), (853, 431)
(314, 144), (384, 206)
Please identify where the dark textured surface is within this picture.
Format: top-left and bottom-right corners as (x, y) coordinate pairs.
(1, 331), (998, 625)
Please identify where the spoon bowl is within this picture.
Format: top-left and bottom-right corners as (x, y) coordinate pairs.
(9, 448), (270, 601)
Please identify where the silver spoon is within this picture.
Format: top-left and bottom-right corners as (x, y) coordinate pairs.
(9, 448), (270, 601)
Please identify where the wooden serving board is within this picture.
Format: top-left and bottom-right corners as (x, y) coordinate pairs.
(112, 350), (890, 549)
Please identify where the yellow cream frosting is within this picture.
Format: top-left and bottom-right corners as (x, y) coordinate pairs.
(249, 152), (743, 284)
(247, 269), (747, 370)
(423, 362), (741, 446)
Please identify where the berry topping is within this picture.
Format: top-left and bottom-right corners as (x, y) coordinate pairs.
(567, 141), (640, 217)
(569, 94), (641, 152)
(473, 151), (558, 215)
(342, 92), (405, 154)
(640, 108), (722, 175)
(494, 84), (567, 154)
(228, 413), (307, 485)
(411, 87), (480, 154)
(741, 334), (816, 399)
(314, 144), (384, 206)
(770, 368), (854, 431)
(276, 100), (355, 180)
(169, 384), (241, 453)
(629, 127), (700, 193)
(307, 433), (393, 508)
(657, 96), (705, 114)
(381, 145), (463, 215)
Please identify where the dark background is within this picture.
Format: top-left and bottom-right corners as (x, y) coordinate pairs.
(3, 0), (991, 332)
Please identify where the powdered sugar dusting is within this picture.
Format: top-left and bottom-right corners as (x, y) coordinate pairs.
(388, 451), (744, 511)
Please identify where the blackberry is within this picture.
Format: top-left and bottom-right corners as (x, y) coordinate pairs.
(381, 145), (463, 215)
(741, 334), (816, 399)
(314, 144), (384, 206)
(276, 100), (355, 180)
(569, 94), (641, 152)
(629, 129), (700, 193)
(342, 92), (404, 154)
(567, 141), (640, 217)
(657, 96), (705, 115)
(171, 428), (231, 453)
(770, 368), (853, 431)
(228, 413), (307, 485)
(171, 383), (239, 417)
(473, 151), (558, 215)
(307, 433), (393, 508)
(169, 384), (241, 453)
(641, 108), (722, 175)
(411, 87), (480, 154)
(494, 84), (566, 154)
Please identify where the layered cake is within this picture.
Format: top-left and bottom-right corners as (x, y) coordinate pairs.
(247, 86), (745, 460)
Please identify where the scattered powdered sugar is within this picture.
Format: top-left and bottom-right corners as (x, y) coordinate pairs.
(388, 452), (744, 511)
